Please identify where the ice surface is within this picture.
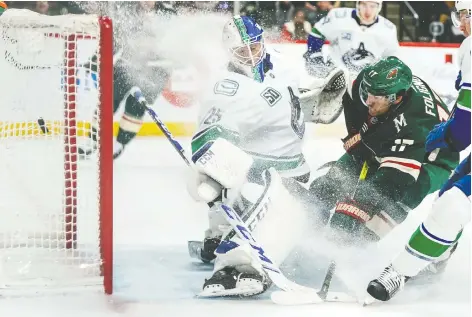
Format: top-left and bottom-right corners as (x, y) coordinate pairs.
(1, 131), (470, 317)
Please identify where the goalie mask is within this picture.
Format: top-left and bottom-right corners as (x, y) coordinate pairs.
(222, 15), (270, 82)
(359, 56), (412, 116)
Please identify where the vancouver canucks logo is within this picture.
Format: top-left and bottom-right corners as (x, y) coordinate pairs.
(386, 68), (398, 79)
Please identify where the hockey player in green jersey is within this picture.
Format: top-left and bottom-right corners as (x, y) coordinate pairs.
(366, 1), (471, 303)
(309, 56), (459, 245)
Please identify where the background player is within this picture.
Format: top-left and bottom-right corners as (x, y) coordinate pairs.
(306, 0), (399, 73)
(79, 1), (174, 159)
(299, 0), (399, 125)
(367, 1), (471, 302)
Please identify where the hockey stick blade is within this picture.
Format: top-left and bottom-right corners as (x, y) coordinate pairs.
(271, 289), (357, 305)
(270, 260), (356, 305)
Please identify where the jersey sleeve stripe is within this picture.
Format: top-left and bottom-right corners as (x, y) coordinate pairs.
(191, 125), (239, 154)
(457, 103), (471, 112)
(379, 157), (422, 179)
(457, 87), (471, 110)
(309, 27), (324, 39)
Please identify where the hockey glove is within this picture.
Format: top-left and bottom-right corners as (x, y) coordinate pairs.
(329, 198), (378, 245)
(439, 154), (471, 197)
(425, 120), (454, 153)
(342, 123), (373, 162)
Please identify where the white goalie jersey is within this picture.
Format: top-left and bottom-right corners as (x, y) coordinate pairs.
(192, 53), (309, 180)
(314, 8), (399, 67)
(458, 36), (471, 90)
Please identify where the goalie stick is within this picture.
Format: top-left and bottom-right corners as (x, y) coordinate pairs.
(130, 87), (339, 298)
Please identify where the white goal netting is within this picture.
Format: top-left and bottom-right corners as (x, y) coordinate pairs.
(0, 9), (113, 294)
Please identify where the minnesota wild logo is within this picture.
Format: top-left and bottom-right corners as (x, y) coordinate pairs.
(386, 68), (398, 79)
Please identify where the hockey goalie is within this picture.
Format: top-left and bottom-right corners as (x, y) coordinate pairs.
(187, 15), (319, 297)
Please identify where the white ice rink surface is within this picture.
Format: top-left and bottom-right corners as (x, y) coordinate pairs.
(1, 133), (470, 317)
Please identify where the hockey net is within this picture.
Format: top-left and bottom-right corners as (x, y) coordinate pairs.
(0, 9), (113, 294)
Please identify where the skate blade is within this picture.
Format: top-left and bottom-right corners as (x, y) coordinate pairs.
(363, 294), (378, 306)
(188, 241), (203, 259)
(188, 241), (214, 264)
(271, 289), (357, 305)
(198, 285), (263, 298)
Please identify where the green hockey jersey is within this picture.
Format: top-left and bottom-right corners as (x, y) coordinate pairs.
(343, 71), (460, 204)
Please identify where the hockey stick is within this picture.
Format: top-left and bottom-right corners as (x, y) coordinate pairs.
(131, 87), (191, 165)
(271, 161), (369, 305)
(320, 161), (369, 295)
(131, 87), (327, 296)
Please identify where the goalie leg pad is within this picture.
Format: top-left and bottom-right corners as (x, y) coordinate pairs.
(202, 168), (308, 297)
(393, 186), (470, 277)
(212, 168), (309, 276)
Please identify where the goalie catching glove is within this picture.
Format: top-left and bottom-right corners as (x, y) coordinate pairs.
(299, 52), (347, 124)
(187, 138), (254, 203)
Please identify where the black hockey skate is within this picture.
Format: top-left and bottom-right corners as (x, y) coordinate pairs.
(199, 266), (271, 298)
(367, 264), (410, 302)
(188, 237), (221, 263)
(113, 141), (125, 160)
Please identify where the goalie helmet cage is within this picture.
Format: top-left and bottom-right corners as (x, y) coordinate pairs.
(0, 10), (113, 294)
